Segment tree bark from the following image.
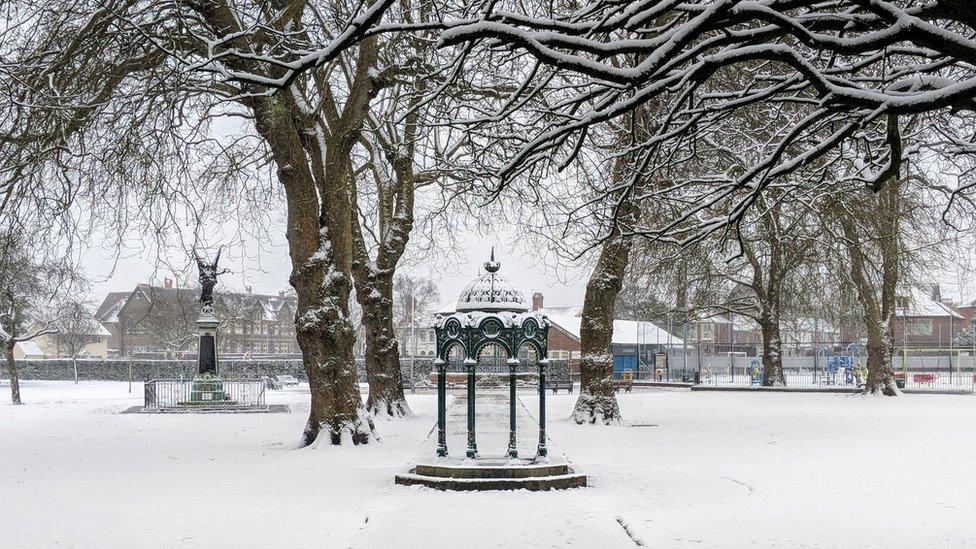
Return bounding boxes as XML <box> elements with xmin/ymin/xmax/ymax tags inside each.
<box><xmin>840</xmin><ymin>196</ymin><xmax>899</xmax><ymax>396</ymax></box>
<box><xmin>6</xmin><ymin>342</ymin><xmax>21</xmax><ymax>405</ymax></box>
<box><xmin>250</xmin><ymin>89</ymin><xmax>374</xmax><ymax>446</ymax></box>
<box><xmin>572</xmin><ymin>234</ymin><xmax>631</xmax><ymax>424</ymax></box>
<box><xmin>185</xmin><ymin>0</ymin><xmax>384</xmax><ymax>445</ymax></box>
<box><xmin>758</xmin><ymin>313</ymin><xmax>786</xmax><ymax>386</ymax></box>
<box><xmin>355</xmin><ymin>274</ymin><xmax>409</xmax><ymax>417</ymax></box>
<box><xmin>350</xmin><ymin>148</ymin><xmax>415</xmax><ymax>419</ymax></box>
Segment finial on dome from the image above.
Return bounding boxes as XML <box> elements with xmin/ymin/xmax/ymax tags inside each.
<box><xmin>484</xmin><ymin>247</ymin><xmax>501</xmax><ymax>273</ymax></box>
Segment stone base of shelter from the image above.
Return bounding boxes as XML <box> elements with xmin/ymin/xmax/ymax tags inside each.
<box><xmin>396</xmin><ymin>454</ymin><xmax>586</xmax><ymax>491</ymax></box>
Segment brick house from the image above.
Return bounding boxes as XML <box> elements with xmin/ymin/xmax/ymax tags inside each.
<box><xmin>891</xmin><ymin>288</ymin><xmax>966</xmax><ymax>350</ymax></box>
<box><xmin>95</xmin><ymin>279</ymin><xmax>299</xmax><ymax>357</ymax></box>
<box><xmin>530</xmin><ymin>293</ymin><xmax>684</xmax><ymax>377</ymax></box>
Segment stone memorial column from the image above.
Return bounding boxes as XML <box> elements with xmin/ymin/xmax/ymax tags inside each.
<box><xmin>189</xmin><ymin>307</ymin><xmax>226</xmax><ymax>403</ymax></box>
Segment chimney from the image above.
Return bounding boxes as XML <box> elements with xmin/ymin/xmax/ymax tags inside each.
<box><xmin>931</xmin><ymin>284</ymin><xmax>941</xmax><ymax>302</ymax></box>
<box><xmin>532</xmin><ymin>292</ymin><xmax>544</xmax><ymax>311</ymax></box>
<box><xmin>163</xmin><ymin>277</ymin><xmax>173</xmax><ymax>289</ymax></box>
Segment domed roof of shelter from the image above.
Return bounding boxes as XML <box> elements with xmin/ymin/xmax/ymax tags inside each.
<box><xmin>455</xmin><ymin>250</ymin><xmax>528</xmax><ymax>313</ymax></box>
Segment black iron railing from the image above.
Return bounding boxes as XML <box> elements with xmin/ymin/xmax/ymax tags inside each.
<box><xmin>144</xmin><ymin>379</ymin><xmax>267</xmax><ymax>410</ymax></box>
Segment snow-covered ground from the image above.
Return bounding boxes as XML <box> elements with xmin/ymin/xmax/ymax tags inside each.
<box><xmin>2</xmin><ymin>381</ymin><xmax>975</xmax><ymax>548</ymax></box>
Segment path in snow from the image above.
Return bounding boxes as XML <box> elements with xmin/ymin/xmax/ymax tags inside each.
<box><xmin>352</xmin><ymin>389</ymin><xmax>635</xmax><ymax>548</ymax></box>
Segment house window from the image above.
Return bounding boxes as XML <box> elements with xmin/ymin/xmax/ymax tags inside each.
<box><xmin>904</xmin><ymin>319</ymin><xmax>933</xmax><ymax>336</ymax></box>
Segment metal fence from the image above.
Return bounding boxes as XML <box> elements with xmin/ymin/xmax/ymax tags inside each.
<box><xmin>393</xmin><ymin>358</ymin><xmax>573</xmax><ymax>385</ymax></box>
<box><xmin>144</xmin><ymin>379</ymin><xmax>267</xmax><ymax>410</ymax></box>
<box><xmin>633</xmin><ymin>353</ymin><xmax>976</xmax><ymax>391</ymax></box>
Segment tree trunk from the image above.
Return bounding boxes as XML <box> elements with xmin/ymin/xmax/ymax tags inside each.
<box><xmin>251</xmin><ymin>92</ymin><xmax>373</xmax><ymax>446</ymax></box>
<box><xmin>6</xmin><ymin>342</ymin><xmax>21</xmax><ymax>405</ymax></box>
<box><xmin>72</xmin><ymin>356</ymin><xmax>79</xmax><ymax>384</ymax></box>
<box><xmin>572</xmin><ymin>234</ymin><xmax>631</xmax><ymax>424</ymax></box>
<box><xmin>759</xmin><ymin>314</ymin><xmax>786</xmax><ymax>386</ymax></box>
<box><xmin>356</xmin><ymin>275</ymin><xmax>409</xmax><ymax>417</ymax></box>
<box><xmin>840</xmin><ymin>213</ymin><xmax>898</xmax><ymax>396</ymax></box>
<box><xmin>863</xmin><ymin>317</ymin><xmax>896</xmax><ymax>395</ymax></box>
<box><xmin>349</xmin><ymin>144</ymin><xmax>416</xmax><ymax>419</ymax></box>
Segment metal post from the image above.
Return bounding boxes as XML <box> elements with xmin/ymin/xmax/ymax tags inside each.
<box><xmin>507</xmin><ymin>358</ymin><xmax>519</xmax><ymax>459</ymax></box>
<box><xmin>813</xmin><ymin>318</ymin><xmax>819</xmax><ymax>384</ymax></box>
<box><xmin>683</xmin><ymin>318</ymin><xmax>688</xmax><ymax>376</ymax></box>
<box><xmin>410</xmin><ymin>289</ymin><xmax>416</xmax><ymax>385</ymax></box>
<box><xmin>465</xmin><ymin>358</ymin><xmax>477</xmax><ymax>458</ymax></box>
<box><xmin>435</xmin><ymin>359</ymin><xmax>447</xmax><ymax>457</ymax></box>
<box><xmin>696</xmin><ymin>320</ymin><xmax>702</xmax><ymax>382</ymax></box>
<box><xmin>948</xmin><ymin>314</ymin><xmax>953</xmax><ymax>385</ymax></box>
<box><xmin>537</xmin><ymin>359</ymin><xmax>548</xmax><ymax>458</ymax></box>
<box><xmin>729</xmin><ymin>313</ymin><xmax>735</xmax><ymax>382</ymax></box>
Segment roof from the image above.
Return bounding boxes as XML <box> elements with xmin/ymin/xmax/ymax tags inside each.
<box><xmin>546</xmin><ymin>315</ymin><xmax>684</xmax><ymax>346</ymax></box>
<box><xmin>537</xmin><ymin>305</ymin><xmax>582</xmax><ymax>317</ymax></box>
<box><xmin>96</xmin><ymin>284</ymin><xmax>297</xmax><ymax>324</ymax></box>
<box><xmin>15</xmin><ymin>341</ymin><xmax>44</xmax><ymax>358</ymax></box>
<box><xmin>94</xmin><ymin>292</ymin><xmax>131</xmax><ymax>323</ymax></box>
<box><xmin>900</xmin><ymin>289</ymin><xmax>964</xmax><ymax>319</ymax></box>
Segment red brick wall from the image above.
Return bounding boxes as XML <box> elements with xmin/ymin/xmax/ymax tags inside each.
<box><xmin>548</xmin><ymin>325</ymin><xmax>580</xmax><ymax>353</ymax></box>
<box><xmin>892</xmin><ymin>316</ymin><xmax>965</xmax><ymax>349</ymax></box>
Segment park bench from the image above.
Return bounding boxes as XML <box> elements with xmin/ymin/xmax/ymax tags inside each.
<box><xmin>275</xmin><ymin>374</ymin><xmax>299</xmax><ymax>387</ymax></box>
<box><xmin>261</xmin><ymin>376</ymin><xmax>282</xmax><ymax>390</ymax></box>
<box><xmin>612</xmin><ymin>379</ymin><xmax>633</xmax><ymax>393</ymax></box>
<box><xmin>912</xmin><ymin>373</ymin><xmax>937</xmax><ymax>385</ymax></box>
<box><xmin>546</xmin><ymin>379</ymin><xmax>574</xmax><ymax>394</ymax></box>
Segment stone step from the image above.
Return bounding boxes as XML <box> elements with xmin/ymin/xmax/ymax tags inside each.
<box><xmin>415</xmin><ymin>461</ymin><xmax>569</xmax><ymax>479</ymax></box>
<box><xmin>394</xmin><ymin>470</ymin><xmax>587</xmax><ymax>491</ymax></box>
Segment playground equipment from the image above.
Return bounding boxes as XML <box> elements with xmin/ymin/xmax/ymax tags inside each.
<box><xmin>749</xmin><ymin>360</ymin><xmax>764</xmax><ymax>386</ymax></box>
<box><xmin>699</xmin><ymin>365</ymin><xmax>712</xmax><ymax>385</ymax></box>
<box><xmin>822</xmin><ymin>356</ymin><xmax>851</xmax><ymax>385</ymax></box>
<box><xmin>819</xmin><ymin>343</ymin><xmax>867</xmax><ymax>386</ymax></box>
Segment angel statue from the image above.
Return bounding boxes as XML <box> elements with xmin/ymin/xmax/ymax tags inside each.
<box><xmin>193</xmin><ymin>248</ymin><xmax>230</xmax><ymax>307</ymax></box>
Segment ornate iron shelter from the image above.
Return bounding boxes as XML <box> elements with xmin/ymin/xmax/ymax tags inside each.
<box><xmin>432</xmin><ymin>251</ymin><xmax>550</xmax><ymax>459</ymax></box>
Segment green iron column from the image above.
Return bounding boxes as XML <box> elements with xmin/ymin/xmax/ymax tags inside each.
<box><xmin>435</xmin><ymin>358</ymin><xmax>447</xmax><ymax>457</ymax></box>
<box><xmin>465</xmin><ymin>358</ymin><xmax>478</xmax><ymax>458</ymax></box>
<box><xmin>507</xmin><ymin>357</ymin><xmax>519</xmax><ymax>459</ymax></box>
<box><xmin>537</xmin><ymin>358</ymin><xmax>548</xmax><ymax>458</ymax></box>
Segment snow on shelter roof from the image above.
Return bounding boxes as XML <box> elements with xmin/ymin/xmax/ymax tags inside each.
<box><xmin>547</xmin><ymin>315</ymin><xmax>683</xmax><ymax>346</ymax></box>
<box><xmin>455</xmin><ymin>250</ymin><xmax>528</xmax><ymax>313</ymax></box>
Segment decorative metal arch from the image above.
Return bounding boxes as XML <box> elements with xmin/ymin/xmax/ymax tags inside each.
<box><xmin>435</xmin><ymin>313</ymin><xmax>548</xmax><ymax>363</ymax></box>
<box><xmin>432</xmin><ymin>311</ymin><xmax>550</xmax><ymax>459</ymax></box>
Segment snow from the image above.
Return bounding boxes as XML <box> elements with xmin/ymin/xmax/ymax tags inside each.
<box><xmin>901</xmin><ymin>288</ymin><xmax>964</xmax><ymax>318</ymax></box>
<box><xmin>3</xmin><ymin>382</ymin><xmax>976</xmax><ymax>547</ymax></box>
<box><xmin>548</xmin><ymin>314</ymin><xmax>683</xmax><ymax>346</ymax></box>
<box><xmin>14</xmin><ymin>340</ymin><xmax>44</xmax><ymax>358</ymax></box>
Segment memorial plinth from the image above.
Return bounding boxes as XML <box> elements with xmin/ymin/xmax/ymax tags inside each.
<box><xmin>178</xmin><ymin>306</ymin><xmax>237</xmax><ymax>407</ymax></box>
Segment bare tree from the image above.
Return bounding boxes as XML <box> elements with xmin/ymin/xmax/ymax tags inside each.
<box><xmin>0</xmin><ymin>232</ymin><xmax>72</xmax><ymax>404</ymax></box>
<box><xmin>51</xmin><ymin>299</ymin><xmax>102</xmax><ymax>384</ymax></box>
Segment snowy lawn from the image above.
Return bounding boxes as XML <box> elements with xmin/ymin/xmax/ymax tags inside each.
<box><xmin>2</xmin><ymin>381</ymin><xmax>975</xmax><ymax>548</ymax></box>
